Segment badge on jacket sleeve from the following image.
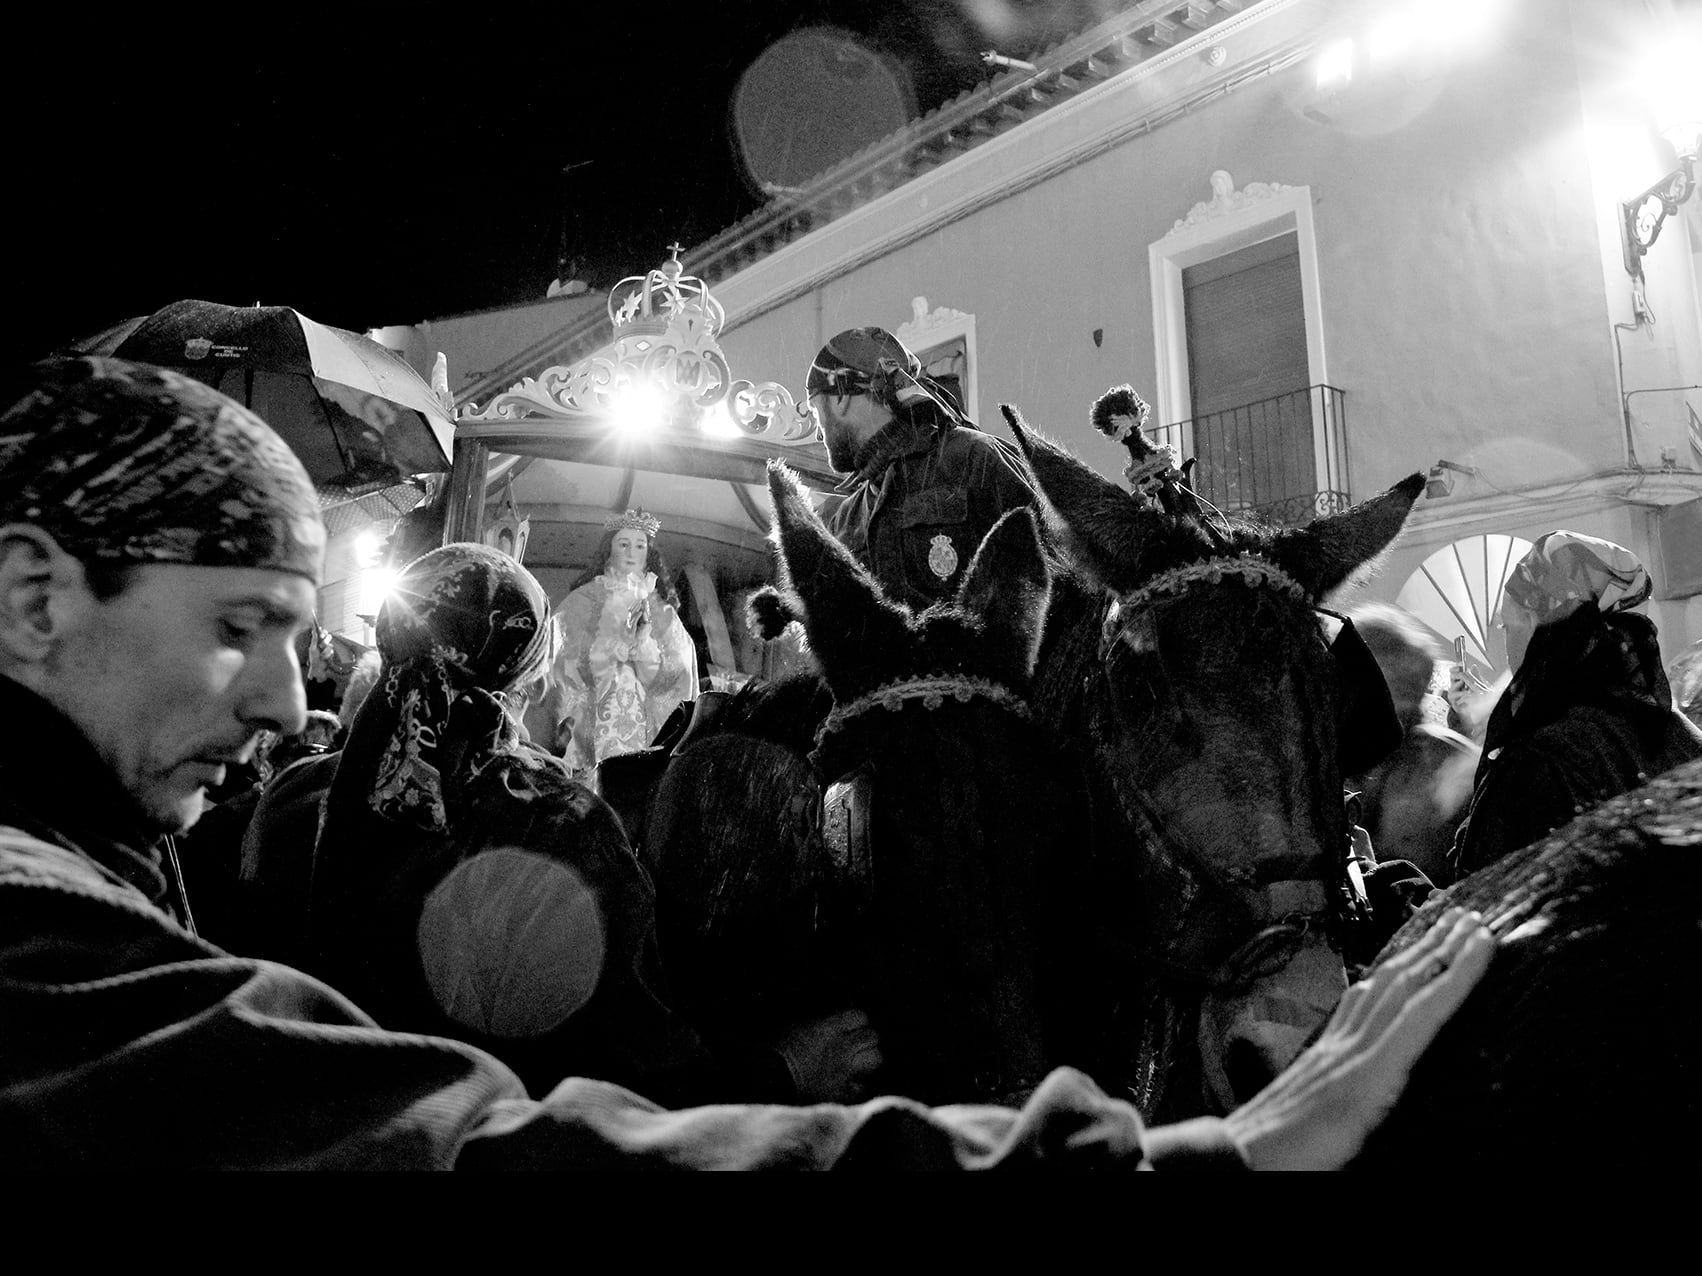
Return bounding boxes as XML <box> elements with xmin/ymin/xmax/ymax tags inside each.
<box><xmin>928</xmin><ymin>534</ymin><xmax>959</xmax><ymax>580</ymax></box>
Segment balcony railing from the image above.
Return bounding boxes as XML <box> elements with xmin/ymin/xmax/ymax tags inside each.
<box><xmin>1148</xmin><ymin>383</ymin><xmax>1348</xmax><ymax>527</ymax></box>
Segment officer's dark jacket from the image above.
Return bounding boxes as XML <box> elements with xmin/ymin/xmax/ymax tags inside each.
<box><xmin>824</xmin><ymin>414</ymin><xmax>1038</xmax><ymax>612</ymax></box>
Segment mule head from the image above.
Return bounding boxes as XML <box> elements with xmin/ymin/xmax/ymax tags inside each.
<box><xmin>765</xmin><ymin>460</ymin><xmax>1050</xmax><ymax>703</ymax></box>
<box><xmin>1002</xmin><ymin>403</ymin><xmax>1424</xmax><ymax>1111</ymax></box>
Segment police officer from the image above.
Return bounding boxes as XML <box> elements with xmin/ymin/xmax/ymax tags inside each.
<box><xmin>805</xmin><ymin>327</ymin><xmax>1038</xmax><ymax>611</ymax></box>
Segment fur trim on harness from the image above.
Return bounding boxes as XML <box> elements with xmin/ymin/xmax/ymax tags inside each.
<box><xmin>814</xmin><ymin>673</ymin><xmax>1031</xmax><ymax>752</ymax></box>
<box><xmin>1114</xmin><ymin>554</ymin><xmax>1309</xmax><ymax>615</ymax></box>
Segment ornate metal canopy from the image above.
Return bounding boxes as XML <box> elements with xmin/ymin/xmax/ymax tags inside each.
<box><xmin>459</xmin><ymin>245</ymin><xmax>818</xmax><ymax>447</ymax></box>
<box><xmin>444</xmin><ymin>246</ymin><xmax>838</xmax><ymax>549</ymax></box>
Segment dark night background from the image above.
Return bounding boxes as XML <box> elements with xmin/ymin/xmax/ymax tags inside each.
<box><xmin>7</xmin><ymin>1</ymin><xmax>1117</xmax><ymax>361</ymax></box>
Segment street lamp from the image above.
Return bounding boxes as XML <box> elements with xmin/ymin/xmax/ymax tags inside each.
<box><xmin>1620</xmin><ymin>39</ymin><xmax>1702</xmax><ymax>279</ymax></box>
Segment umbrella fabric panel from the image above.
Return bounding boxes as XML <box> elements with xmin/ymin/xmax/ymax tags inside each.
<box><xmin>114</xmin><ymin>299</ymin><xmax>317</xmax><ymax>373</ymax></box>
<box><xmin>311</xmin><ymin>376</ymin><xmax>453</xmax><ymax>478</ymax></box>
<box><xmin>75</xmin><ymin>299</ymin><xmax>451</xmax><ymax>488</ymax></box>
<box><xmin>298</xmin><ymin>319</ymin><xmax>450</xmax><ymax>421</ymax></box>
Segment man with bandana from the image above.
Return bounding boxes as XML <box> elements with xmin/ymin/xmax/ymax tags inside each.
<box><xmin>806</xmin><ymin>328</ymin><xmax>1038</xmax><ymax>612</ymax></box>
<box><xmin>1449</xmin><ymin>531</ymin><xmax>1702</xmax><ymax>878</ymax></box>
<box><xmin>0</xmin><ymin>356</ymin><xmax>327</xmax><ymax>928</ymax></box>
<box><xmin>0</xmin><ymin>357</ymin><xmax>1493</xmax><ymax>1168</ymax></box>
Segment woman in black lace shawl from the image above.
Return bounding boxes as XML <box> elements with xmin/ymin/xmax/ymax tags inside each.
<box><xmin>1449</xmin><ymin>531</ymin><xmax>1702</xmax><ymax>877</ymax></box>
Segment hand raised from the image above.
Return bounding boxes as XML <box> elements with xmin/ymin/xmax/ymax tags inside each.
<box><xmin>1222</xmin><ymin>907</ymin><xmax>1494</xmax><ymax>1170</ymax></box>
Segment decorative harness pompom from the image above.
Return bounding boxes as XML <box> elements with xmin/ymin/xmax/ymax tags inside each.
<box><xmin>1089</xmin><ymin>383</ymin><xmax>1184</xmax><ymax>505</ymax></box>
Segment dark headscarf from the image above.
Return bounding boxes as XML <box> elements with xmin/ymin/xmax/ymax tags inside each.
<box><xmin>332</xmin><ymin>543</ymin><xmax>554</xmax><ymax>833</ymax></box>
<box><xmin>1479</xmin><ymin>603</ymin><xmax>1675</xmax><ymax>772</ymax></box>
<box><xmin>805</xmin><ymin>326</ymin><xmax>967</xmax><ymax>426</ymax></box>
<box><xmin>310</xmin><ymin>544</ymin><xmax>624</xmax><ymax>1045</ymax></box>
<box><xmin>0</xmin><ymin>356</ymin><xmax>324</xmax><ymax>579</ymax></box>
<box><xmin>1483</xmin><ymin>533</ymin><xmax>1663</xmax><ymax>768</ymax></box>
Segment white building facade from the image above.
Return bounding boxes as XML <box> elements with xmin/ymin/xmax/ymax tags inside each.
<box><xmin>382</xmin><ymin>0</ymin><xmax>1702</xmax><ymax>672</ymax></box>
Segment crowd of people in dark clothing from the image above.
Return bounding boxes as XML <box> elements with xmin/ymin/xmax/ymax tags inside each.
<box><xmin>2</xmin><ymin>337</ymin><xmax>1697</xmax><ymax>1169</ymax></box>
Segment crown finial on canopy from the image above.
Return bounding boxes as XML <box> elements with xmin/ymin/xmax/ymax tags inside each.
<box><xmin>608</xmin><ymin>245</ymin><xmax>723</xmax><ymax>339</ymax></box>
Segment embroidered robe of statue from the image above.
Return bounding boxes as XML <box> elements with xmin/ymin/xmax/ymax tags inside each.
<box><xmin>546</xmin><ymin>571</ymin><xmax>697</xmax><ymax>772</ymax></box>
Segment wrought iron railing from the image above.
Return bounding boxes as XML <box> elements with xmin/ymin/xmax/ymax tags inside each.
<box><xmin>1148</xmin><ymin>383</ymin><xmax>1348</xmax><ymax>527</ymax></box>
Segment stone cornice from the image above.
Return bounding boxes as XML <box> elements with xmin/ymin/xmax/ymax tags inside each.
<box><xmin>1404</xmin><ymin>470</ymin><xmax>1702</xmax><ymax>538</ymax></box>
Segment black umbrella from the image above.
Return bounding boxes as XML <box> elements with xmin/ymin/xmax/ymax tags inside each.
<box><xmin>76</xmin><ymin>299</ymin><xmax>453</xmax><ymax>493</ymax></box>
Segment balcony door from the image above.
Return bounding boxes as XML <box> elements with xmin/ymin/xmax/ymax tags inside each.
<box><xmin>1150</xmin><ymin>175</ymin><xmax>1340</xmax><ymax>523</ymax></box>
<box><xmin>1183</xmin><ymin>232</ymin><xmax>1313</xmax><ymax>514</ymax></box>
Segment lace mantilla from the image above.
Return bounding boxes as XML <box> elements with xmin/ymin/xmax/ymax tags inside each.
<box><xmin>815</xmin><ymin>673</ymin><xmax>1031</xmax><ymax>749</ymax></box>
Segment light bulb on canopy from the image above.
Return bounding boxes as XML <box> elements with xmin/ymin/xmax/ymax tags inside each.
<box><xmin>611</xmin><ymin>381</ymin><xmax>667</xmax><ymax>436</ymax></box>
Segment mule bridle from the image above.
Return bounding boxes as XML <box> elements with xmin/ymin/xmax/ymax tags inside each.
<box><xmin>1099</xmin><ymin>554</ymin><xmax>1309</xmax><ymax>659</ymax></box>
<box><xmin>1085</xmin><ymin>552</ymin><xmax>1369</xmax><ymax>988</ymax></box>
<box><xmin>812</xmin><ymin>672</ymin><xmax>1032</xmax><ymax>753</ymax></box>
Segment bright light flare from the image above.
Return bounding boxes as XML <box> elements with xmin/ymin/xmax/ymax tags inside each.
<box><xmin>1426</xmin><ymin>0</ymin><xmax>1499</xmax><ymax>39</ymax></box>
<box><xmin>611</xmin><ymin>383</ymin><xmax>666</xmax><ymax>436</ymax></box>
<box><xmin>1368</xmin><ymin>15</ymin><xmax>1418</xmax><ymax>65</ymax></box>
<box><xmin>1357</xmin><ymin>0</ymin><xmax>1507</xmax><ymax>73</ymax></box>
<box><xmin>359</xmin><ymin>565</ymin><xmax>400</xmax><ymax>617</ymax></box>
<box><xmin>1639</xmin><ymin>40</ymin><xmax>1702</xmax><ymax>154</ymax></box>
<box><xmin>700</xmin><ymin>401</ymin><xmax>742</xmax><ymax>438</ymax></box>
<box><xmin>353</xmin><ymin>528</ymin><xmax>386</xmax><ymax>570</ymax></box>
<box><xmin>1316</xmin><ymin>39</ymin><xmax>1354</xmax><ymax>90</ymax></box>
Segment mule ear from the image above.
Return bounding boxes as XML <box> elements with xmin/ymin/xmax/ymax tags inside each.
<box><xmin>955</xmin><ymin>506</ymin><xmax>1051</xmax><ymax>677</ymax></box>
<box><xmin>766</xmin><ymin>461</ymin><xmax>914</xmax><ymax>692</ymax></box>
<box><xmin>1268</xmin><ymin>473</ymin><xmax>1425</xmax><ymax>599</ymax></box>
<box><xmin>1000</xmin><ymin>403</ymin><xmax>1152</xmax><ymax>592</ymax></box>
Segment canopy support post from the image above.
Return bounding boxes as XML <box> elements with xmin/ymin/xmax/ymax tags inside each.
<box><xmin>445</xmin><ymin>438</ymin><xmax>489</xmax><ymax>545</ymax></box>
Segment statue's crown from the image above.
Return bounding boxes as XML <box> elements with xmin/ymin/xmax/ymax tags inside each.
<box><xmin>604</xmin><ymin>507</ymin><xmax>662</xmax><ymax>536</ymax></box>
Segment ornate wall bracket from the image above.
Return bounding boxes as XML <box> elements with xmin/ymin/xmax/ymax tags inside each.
<box><xmin>1620</xmin><ymin>154</ymin><xmax>1697</xmax><ymax>278</ymax></box>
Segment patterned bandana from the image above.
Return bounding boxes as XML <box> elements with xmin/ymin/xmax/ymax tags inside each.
<box><xmin>805</xmin><ymin>327</ymin><xmax>922</xmax><ymax>399</ymax></box>
<box><xmin>363</xmin><ymin>543</ymin><xmax>554</xmax><ymax>830</ymax></box>
<box><xmin>1503</xmin><ymin>530</ymin><xmax>1651</xmax><ymax>624</ymax></box>
<box><xmin>0</xmin><ymin>356</ymin><xmax>325</xmax><ymax>580</ymax></box>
